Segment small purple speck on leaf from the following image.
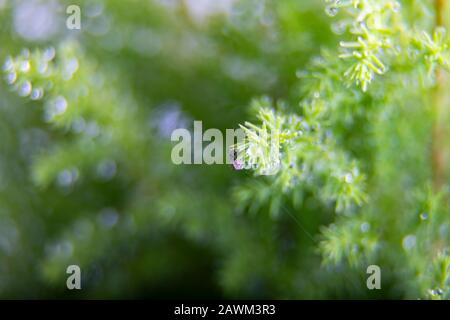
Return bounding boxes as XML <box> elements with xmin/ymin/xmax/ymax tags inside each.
<box><xmin>229</xmin><ymin>149</ymin><xmax>244</xmax><ymax>170</ymax></box>
<box><xmin>233</xmin><ymin>159</ymin><xmax>244</xmax><ymax>170</ymax></box>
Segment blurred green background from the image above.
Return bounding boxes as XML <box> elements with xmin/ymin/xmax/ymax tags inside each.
<box><xmin>1</xmin><ymin>0</ymin><xmax>446</xmax><ymax>299</ymax></box>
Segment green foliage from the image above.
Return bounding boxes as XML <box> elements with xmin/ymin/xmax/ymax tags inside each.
<box><xmin>235</xmin><ymin>0</ymin><xmax>450</xmax><ymax>299</ymax></box>
<box><xmin>235</xmin><ymin>97</ymin><xmax>368</xmax><ymax>215</ymax></box>
<box><xmin>0</xmin><ymin>0</ymin><xmax>449</xmax><ymax>299</ymax></box>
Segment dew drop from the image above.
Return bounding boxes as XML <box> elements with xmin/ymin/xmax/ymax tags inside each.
<box><xmin>420</xmin><ymin>212</ymin><xmax>428</xmax><ymax>221</ymax></box>
<box><xmin>37</xmin><ymin>61</ymin><xmax>48</xmax><ymax>74</ymax></box>
<box><xmin>6</xmin><ymin>72</ymin><xmax>17</xmax><ymax>84</ymax></box>
<box><xmin>19</xmin><ymin>80</ymin><xmax>32</xmax><ymax>96</ymax></box>
<box><xmin>3</xmin><ymin>57</ymin><xmax>14</xmax><ymax>72</ymax></box>
<box><xmin>63</xmin><ymin>58</ymin><xmax>79</xmax><ymax>80</ymax></box>
<box><xmin>360</xmin><ymin>222</ymin><xmax>370</xmax><ymax>233</ymax></box>
<box><xmin>402</xmin><ymin>235</ymin><xmax>416</xmax><ymax>251</ymax></box>
<box><xmin>72</xmin><ymin>117</ymin><xmax>86</xmax><ymax>133</ymax></box>
<box><xmin>331</xmin><ymin>21</ymin><xmax>346</xmax><ymax>35</ymax></box>
<box><xmin>43</xmin><ymin>47</ymin><xmax>56</xmax><ymax>61</ymax></box>
<box><xmin>30</xmin><ymin>88</ymin><xmax>43</xmax><ymax>100</ymax></box>
<box><xmin>85</xmin><ymin>121</ymin><xmax>100</xmax><ymax>137</ymax></box>
<box><xmin>391</xmin><ymin>1</ymin><xmax>401</xmax><ymax>12</ymax></box>
<box><xmin>301</xmin><ymin>121</ymin><xmax>310</xmax><ymax>131</ymax></box>
<box><xmin>344</xmin><ymin>173</ymin><xmax>354</xmax><ymax>183</ymax></box>
<box><xmin>296</xmin><ymin>70</ymin><xmax>308</xmax><ymax>78</ymax></box>
<box><xmin>98</xmin><ymin>208</ymin><xmax>119</xmax><ymax>229</ymax></box>
<box><xmin>19</xmin><ymin>60</ymin><xmax>30</xmax><ymax>72</ymax></box>
<box><xmin>54</xmin><ymin>96</ymin><xmax>67</xmax><ymax>114</ymax></box>
<box><xmin>97</xmin><ymin>159</ymin><xmax>117</xmax><ymax>181</ymax></box>
<box><xmin>326</xmin><ymin>6</ymin><xmax>339</xmax><ymax>17</ymax></box>
<box><xmin>57</xmin><ymin>168</ymin><xmax>78</xmax><ymax>187</ymax></box>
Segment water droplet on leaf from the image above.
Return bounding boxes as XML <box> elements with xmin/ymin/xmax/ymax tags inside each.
<box><xmin>19</xmin><ymin>80</ymin><xmax>32</xmax><ymax>96</ymax></box>
<box><xmin>30</xmin><ymin>88</ymin><xmax>43</xmax><ymax>100</ymax></box>
<box><xmin>43</xmin><ymin>47</ymin><xmax>56</xmax><ymax>61</ymax></box>
<box><xmin>402</xmin><ymin>235</ymin><xmax>416</xmax><ymax>250</ymax></box>
<box><xmin>332</xmin><ymin>22</ymin><xmax>346</xmax><ymax>35</ymax></box>
<box><xmin>420</xmin><ymin>213</ymin><xmax>428</xmax><ymax>221</ymax></box>
<box><xmin>344</xmin><ymin>173</ymin><xmax>354</xmax><ymax>183</ymax></box>
<box><xmin>97</xmin><ymin>159</ymin><xmax>117</xmax><ymax>180</ymax></box>
<box><xmin>326</xmin><ymin>6</ymin><xmax>339</xmax><ymax>17</ymax></box>
<box><xmin>6</xmin><ymin>72</ymin><xmax>17</xmax><ymax>84</ymax></box>
<box><xmin>360</xmin><ymin>222</ymin><xmax>370</xmax><ymax>233</ymax></box>
<box><xmin>19</xmin><ymin>60</ymin><xmax>30</xmax><ymax>72</ymax></box>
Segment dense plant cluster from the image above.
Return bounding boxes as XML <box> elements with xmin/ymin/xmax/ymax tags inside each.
<box><xmin>0</xmin><ymin>0</ymin><xmax>448</xmax><ymax>299</ymax></box>
<box><xmin>236</xmin><ymin>0</ymin><xmax>450</xmax><ymax>299</ymax></box>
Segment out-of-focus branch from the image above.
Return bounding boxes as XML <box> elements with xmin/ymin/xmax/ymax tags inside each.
<box><xmin>432</xmin><ymin>0</ymin><xmax>447</xmax><ymax>190</ymax></box>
